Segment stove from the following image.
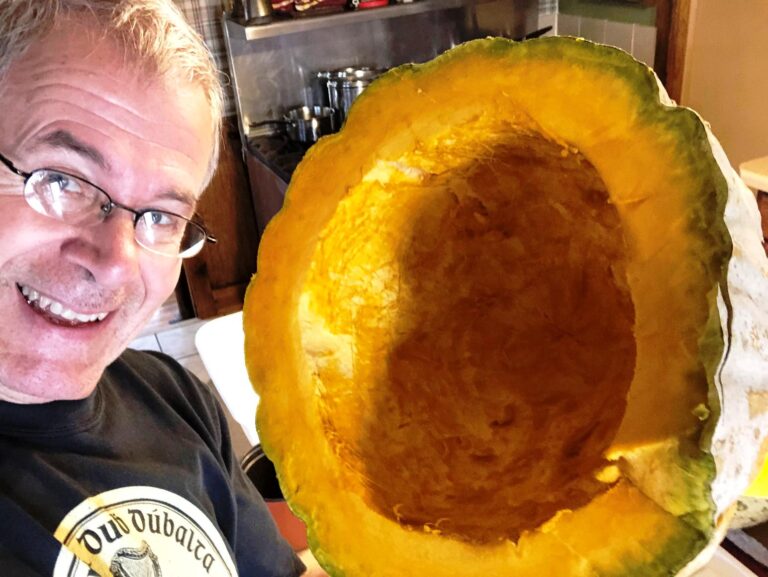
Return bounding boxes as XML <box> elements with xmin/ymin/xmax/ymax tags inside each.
<box><xmin>245</xmin><ymin>133</ymin><xmax>311</xmax><ymax>236</ymax></box>
<box><xmin>248</xmin><ymin>133</ymin><xmax>311</xmax><ymax>183</ymax></box>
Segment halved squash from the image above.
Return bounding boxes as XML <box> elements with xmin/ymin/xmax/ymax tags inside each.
<box><xmin>243</xmin><ymin>37</ymin><xmax>768</xmax><ymax>576</ymax></box>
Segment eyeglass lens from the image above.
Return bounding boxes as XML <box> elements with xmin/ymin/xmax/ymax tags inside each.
<box><xmin>24</xmin><ymin>169</ymin><xmax>207</xmax><ymax>257</ymax></box>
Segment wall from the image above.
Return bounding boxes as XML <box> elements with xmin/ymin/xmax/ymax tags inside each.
<box><xmin>554</xmin><ymin>1</ymin><xmax>657</xmax><ymax>67</ymax></box>
<box><xmin>680</xmin><ymin>0</ymin><xmax>768</xmax><ymax>170</ymax></box>
<box><xmin>559</xmin><ymin>0</ymin><xmax>654</xmax><ymax>25</ymax></box>
<box><xmin>538</xmin><ymin>0</ymin><xmax>557</xmax><ymax>31</ymax></box>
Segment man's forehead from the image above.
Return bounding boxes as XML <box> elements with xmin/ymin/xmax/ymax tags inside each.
<box><xmin>0</xmin><ymin>15</ymin><xmax>216</xmax><ymax>197</ymax></box>
<box><xmin>4</xmin><ymin>15</ymin><xmax>208</xmax><ymax>111</ymax></box>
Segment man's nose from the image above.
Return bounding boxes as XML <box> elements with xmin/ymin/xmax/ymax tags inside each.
<box><xmin>63</xmin><ymin>213</ymin><xmax>140</xmax><ymax>286</ymax></box>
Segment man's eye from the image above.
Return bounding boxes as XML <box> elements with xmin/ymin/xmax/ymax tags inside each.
<box><xmin>140</xmin><ymin>211</ymin><xmax>188</xmax><ymax>238</ymax></box>
<box><xmin>146</xmin><ymin>210</ymin><xmax>176</xmax><ymax>227</ymax></box>
<box><xmin>42</xmin><ymin>171</ymin><xmax>83</xmax><ymax>195</ymax></box>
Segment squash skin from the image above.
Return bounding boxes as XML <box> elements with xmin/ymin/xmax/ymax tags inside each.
<box><xmin>243</xmin><ymin>37</ymin><xmax>768</xmax><ymax>576</ymax></box>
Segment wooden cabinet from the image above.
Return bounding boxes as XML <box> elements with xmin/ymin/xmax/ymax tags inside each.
<box><xmin>652</xmin><ymin>0</ymin><xmax>691</xmax><ymax>102</ymax></box>
<box><xmin>178</xmin><ymin>117</ymin><xmax>260</xmax><ymax>319</ymax></box>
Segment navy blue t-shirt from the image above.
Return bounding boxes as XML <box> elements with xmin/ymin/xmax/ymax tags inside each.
<box><xmin>0</xmin><ymin>348</ymin><xmax>304</xmax><ymax>577</ymax></box>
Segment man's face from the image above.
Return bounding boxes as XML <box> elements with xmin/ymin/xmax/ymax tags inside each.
<box><xmin>0</xmin><ymin>20</ymin><xmax>215</xmax><ymax>402</ymax></box>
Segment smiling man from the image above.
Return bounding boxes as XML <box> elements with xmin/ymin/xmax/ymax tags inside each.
<box><xmin>0</xmin><ymin>11</ymin><xmax>215</xmax><ymax>404</ymax></box>
<box><xmin>0</xmin><ymin>2</ymin><xmax>319</xmax><ymax>576</ymax></box>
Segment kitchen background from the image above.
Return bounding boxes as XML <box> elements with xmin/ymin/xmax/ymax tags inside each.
<box><xmin>128</xmin><ymin>2</ymin><xmax>768</xmax><ymax>570</ymax></box>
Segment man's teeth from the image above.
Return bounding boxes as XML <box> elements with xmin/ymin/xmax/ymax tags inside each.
<box><xmin>19</xmin><ymin>285</ymin><xmax>108</xmax><ymax>323</ymax></box>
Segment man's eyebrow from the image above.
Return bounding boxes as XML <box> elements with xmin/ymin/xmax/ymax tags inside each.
<box><xmin>36</xmin><ymin>129</ymin><xmax>109</xmax><ymax>170</ymax></box>
<box><xmin>156</xmin><ymin>189</ymin><xmax>197</xmax><ymax>210</ymax></box>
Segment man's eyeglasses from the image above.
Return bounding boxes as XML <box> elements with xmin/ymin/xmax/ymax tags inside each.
<box><xmin>0</xmin><ymin>151</ymin><xmax>216</xmax><ymax>258</ymax></box>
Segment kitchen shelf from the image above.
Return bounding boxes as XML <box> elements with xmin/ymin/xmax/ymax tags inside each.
<box><xmin>225</xmin><ymin>0</ymin><xmax>466</xmax><ymax>40</ymax></box>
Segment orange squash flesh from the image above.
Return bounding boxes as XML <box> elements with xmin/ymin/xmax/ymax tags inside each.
<box><xmin>301</xmin><ymin>130</ymin><xmax>636</xmax><ymax>543</ymax></box>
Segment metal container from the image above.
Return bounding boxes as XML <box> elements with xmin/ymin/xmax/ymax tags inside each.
<box><xmin>325</xmin><ymin>67</ymin><xmax>385</xmax><ymax>123</ymax></box>
<box><xmin>284</xmin><ymin>105</ymin><xmax>337</xmax><ymax>142</ymax></box>
<box><xmin>250</xmin><ymin>105</ymin><xmax>338</xmax><ymax>143</ymax></box>
<box><xmin>313</xmin><ymin>70</ymin><xmax>335</xmax><ymax>108</ymax></box>
<box><xmin>243</xmin><ymin>0</ymin><xmax>273</xmax><ymax>25</ymax></box>
<box><xmin>314</xmin><ymin>67</ymin><xmax>360</xmax><ymax>110</ymax></box>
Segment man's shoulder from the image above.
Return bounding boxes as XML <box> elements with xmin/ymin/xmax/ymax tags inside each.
<box><xmin>105</xmin><ymin>348</ymin><xmax>220</xmax><ymax>422</ymax></box>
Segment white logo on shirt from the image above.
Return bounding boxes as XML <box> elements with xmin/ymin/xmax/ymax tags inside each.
<box><xmin>52</xmin><ymin>486</ymin><xmax>239</xmax><ymax>577</ymax></box>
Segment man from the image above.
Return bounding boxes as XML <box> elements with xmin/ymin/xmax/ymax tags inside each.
<box><xmin>0</xmin><ymin>1</ymin><xmax>325</xmax><ymax>575</ymax></box>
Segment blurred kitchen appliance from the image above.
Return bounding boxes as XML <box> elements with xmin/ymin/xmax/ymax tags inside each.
<box><xmin>312</xmin><ymin>70</ymin><xmax>335</xmax><ymax>108</ymax></box>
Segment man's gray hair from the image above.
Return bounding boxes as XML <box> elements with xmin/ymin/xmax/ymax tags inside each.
<box><xmin>0</xmin><ymin>0</ymin><xmax>224</xmax><ymax>188</ymax></box>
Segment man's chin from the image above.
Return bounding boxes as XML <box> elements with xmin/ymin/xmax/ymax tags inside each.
<box><xmin>0</xmin><ymin>365</ymin><xmax>102</xmax><ymax>404</ymax></box>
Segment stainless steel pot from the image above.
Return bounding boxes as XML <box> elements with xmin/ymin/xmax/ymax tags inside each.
<box><xmin>312</xmin><ymin>70</ymin><xmax>336</xmax><ymax>108</ymax></box>
<box><xmin>251</xmin><ymin>105</ymin><xmax>338</xmax><ymax>143</ymax></box>
<box><xmin>325</xmin><ymin>67</ymin><xmax>385</xmax><ymax>123</ymax></box>
<box><xmin>284</xmin><ymin>105</ymin><xmax>337</xmax><ymax>143</ymax></box>
<box><xmin>314</xmin><ymin>67</ymin><xmax>362</xmax><ymax>109</ymax></box>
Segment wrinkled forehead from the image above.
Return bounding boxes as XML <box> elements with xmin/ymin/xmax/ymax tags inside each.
<box><xmin>0</xmin><ymin>10</ymin><xmax>215</xmax><ymax>123</ymax></box>
<box><xmin>0</xmin><ymin>16</ymin><xmax>216</xmax><ymax>195</ymax></box>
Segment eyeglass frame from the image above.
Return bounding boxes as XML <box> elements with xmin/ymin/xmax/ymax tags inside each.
<box><xmin>0</xmin><ymin>150</ymin><xmax>217</xmax><ymax>259</ymax></box>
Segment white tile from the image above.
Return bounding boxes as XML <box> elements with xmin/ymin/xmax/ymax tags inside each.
<box><xmin>136</xmin><ymin>297</ymin><xmax>181</xmax><ymax>338</ymax></box>
<box><xmin>604</xmin><ymin>20</ymin><xmax>634</xmax><ymax>53</ymax></box>
<box><xmin>537</xmin><ymin>12</ymin><xmax>557</xmax><ymax>36</ymax></box>
<box><xmin>155</xmin><ymin>318</ymin><xmax>206</xmax><ymax>359</ymax></box>
<box><xmin>557</xmin><ymin>14</ymin><xmax>580</xmax><ymax>38</ymax></box>
<box><xmin>538</xmin><ymin>0</ymin><xmax>557</xmax><ymax>15</ymax></box>
<box><xmin>129</xmin><ymin>334</ymin><xmax>162</xmax><ymax>352</ymax></box>
<box><xmin>579</xmin><ymin>17</ymin><xmax>606</xmax><ymax>44</ymax></box>
<box><xmin>632</xmin><ymin>24</ymin><xmax>657</xmax><ymax>68</ymax></box>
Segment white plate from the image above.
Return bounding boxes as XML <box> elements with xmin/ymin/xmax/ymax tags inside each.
<box><xmin>697</xmin><ymin>547</ymin><xmax>757</xmax><ymax>576</ymax></box>
<box><xmin>195</xmin><ymin>311</ymin><xmax>260</xmax><ymax>446</ymax></box>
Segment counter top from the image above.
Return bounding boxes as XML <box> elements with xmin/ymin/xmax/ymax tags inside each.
<box><xmin>701</xmin><ymin>546</ymin><xmax>758</xmax><ymax>576</ymax></box>
<box><xmin>247</xmin><ymin>134</ymin><xmax>309</xmax><ymax>184</ymax></box>
<box><xmin>740</xmin><ymin>156</ymin><xmax>768</xmax><ymax>191</ymax></box>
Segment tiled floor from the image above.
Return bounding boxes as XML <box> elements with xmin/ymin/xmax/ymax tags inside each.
<box><xmin>129</xmin><ymin>297</ymin><xmax>253</xmax><ymax>459</ymax></box>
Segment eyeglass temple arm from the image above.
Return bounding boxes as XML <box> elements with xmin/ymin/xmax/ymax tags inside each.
<box><xmin>0</xmin><ymin>153</ymin><xmax>28</xmax><ymax>178</ymax></box>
